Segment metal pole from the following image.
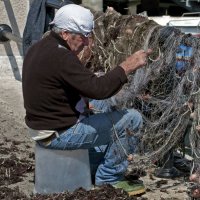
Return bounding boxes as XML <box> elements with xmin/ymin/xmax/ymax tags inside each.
<box><xmin>0</xmin><ymin>24</ymin><xmax>22</xmax><ymax>44</ymax></box>
<box><xmin>1</xmin><ymin>31</ymin><xmax>22</xmax><ymax>44</ymax></box>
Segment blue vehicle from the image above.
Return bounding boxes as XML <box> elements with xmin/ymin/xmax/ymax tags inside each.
<box><xmin>176</xmin><ymin>44</ymin><xmax>193</xmax><ymax>73</ymax></box>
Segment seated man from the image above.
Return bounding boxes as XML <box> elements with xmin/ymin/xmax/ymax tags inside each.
<box><xmin>22</xmin><ymin>4</ymin><xmax>151</xmax><ymax>190</ymax></box>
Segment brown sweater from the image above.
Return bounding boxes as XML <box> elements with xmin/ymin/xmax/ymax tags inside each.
<box><xmin>22</xmin><ymin>31</ymin><xmax>127</xmax><ymax>131</ymax></box>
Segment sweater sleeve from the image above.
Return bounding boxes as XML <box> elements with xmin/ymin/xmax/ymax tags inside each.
<box><xmin>59</xmin><ymin>52</ymin><xmax>127</xmax><ymax>99</ymax></box>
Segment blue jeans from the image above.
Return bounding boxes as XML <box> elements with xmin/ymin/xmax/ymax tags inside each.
<box><xmin>38</xmin><ymin>99</ymin><xmax>143</xmax><ymax>185</ymax></box>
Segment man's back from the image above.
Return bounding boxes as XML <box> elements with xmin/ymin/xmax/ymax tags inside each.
<box><xmin>22</xmin><ymin>32</ymin><xmax>81</xmax><ymax>131</ymax></box>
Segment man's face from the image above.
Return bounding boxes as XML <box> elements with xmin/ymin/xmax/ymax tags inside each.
<box><xmin>78</xmin><ymin>35</ymin><xmax>94</xmax><ymax>65</ymax></box>
<box><xmin>66</xmin><ymin>33</ymin><xmax>89</xmax><ymax>55</ymax></box>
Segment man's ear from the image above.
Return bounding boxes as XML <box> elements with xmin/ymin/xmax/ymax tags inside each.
<box><xmin>61</xmin><ymin>31</ymin><xmax>70</xmax><ymax>41</ymax></box>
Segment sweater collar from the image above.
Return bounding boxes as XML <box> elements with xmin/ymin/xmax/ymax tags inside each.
<box><xmin>50</xmin><ymin>31</ymin><xmax>71</xmax><ymax>50</ymax></box>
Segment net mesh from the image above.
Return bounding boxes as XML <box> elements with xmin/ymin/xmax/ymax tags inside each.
<box><xmin>80</xmin><ymin>8</ymin><xmax>200</xmax><ymax>169</ymax></box>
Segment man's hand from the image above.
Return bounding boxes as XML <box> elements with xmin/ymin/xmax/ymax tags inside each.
<box><xmin>120</xmin><ymin>49</ymin><xmax>152</xmax><ymax>75</ymax></box>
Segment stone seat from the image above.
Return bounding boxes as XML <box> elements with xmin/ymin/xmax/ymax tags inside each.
<box><xmin>34</xmin><ymin>143</ymin><xmax>92</xmax><ymax>194</ymax></box>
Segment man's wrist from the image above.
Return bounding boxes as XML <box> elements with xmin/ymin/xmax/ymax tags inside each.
<box><xmin>119</xmin><ymin>63</ymin><xmax>132</xmax><ymax>75</ymax></box>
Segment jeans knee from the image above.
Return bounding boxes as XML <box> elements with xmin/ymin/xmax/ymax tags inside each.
<box><xmin>127</xmin><ymin>109</ymin><xmax>143</xmax><ymax>130</ymax></box>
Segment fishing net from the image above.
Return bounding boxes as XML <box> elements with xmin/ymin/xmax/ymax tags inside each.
<box><xmin>79</xmin><ymin>8</ymin><xmax>200</xmax><ymax>170</ymax></box>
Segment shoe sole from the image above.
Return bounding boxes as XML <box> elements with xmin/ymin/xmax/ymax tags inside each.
<box><xmin>128</xmin><ymin>187</ymin><xmax>146</xmax><ymax>196</ymax></box>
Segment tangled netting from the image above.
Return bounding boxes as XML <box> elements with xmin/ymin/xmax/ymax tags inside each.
<box><xmin>80</xmin><ymin>9</ymin><xmax>200</xmax><ymax>168</ymax></box>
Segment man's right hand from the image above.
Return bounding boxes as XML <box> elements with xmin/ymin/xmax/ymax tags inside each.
<box><xmin>120</xmin><ymin>49</ymin><xmax>152</xmax><ymax>75</ymax></box>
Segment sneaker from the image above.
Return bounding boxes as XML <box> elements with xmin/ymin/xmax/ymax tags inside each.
<box><xmin>113</xmin><ymin>180</ymin><xmax>145</xmax><ymax>196</ymax></box>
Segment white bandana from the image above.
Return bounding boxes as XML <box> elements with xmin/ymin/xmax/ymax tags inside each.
<box><xmin>50</xmin><ymin>4</ymin><xmax>94</xmax><ymax>37</ymax></box>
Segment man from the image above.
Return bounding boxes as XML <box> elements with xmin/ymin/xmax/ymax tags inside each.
<box><xmin>22</xmin><ymin>4</ymin><xmax>151</xmax><ymax>192</ymax></box>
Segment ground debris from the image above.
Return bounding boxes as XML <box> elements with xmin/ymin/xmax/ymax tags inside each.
<box><xmin>0</xmin><ymin>186</ymin><xmax>27</xmax><ymax>200</ymax></box>
<box><xmin>0</xmin><ymin>153</ymin><xmax>34</xmax><ymax>185</ymax></box>
<box><xmin>155</xmin><ymin>180</ymin><xmax>168</xmax><ymax>188</ymax></box>
<box><xmin>31</xmin><ymin>185</ymin><xmax>137</xmax><ymax>200</ymax></box>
